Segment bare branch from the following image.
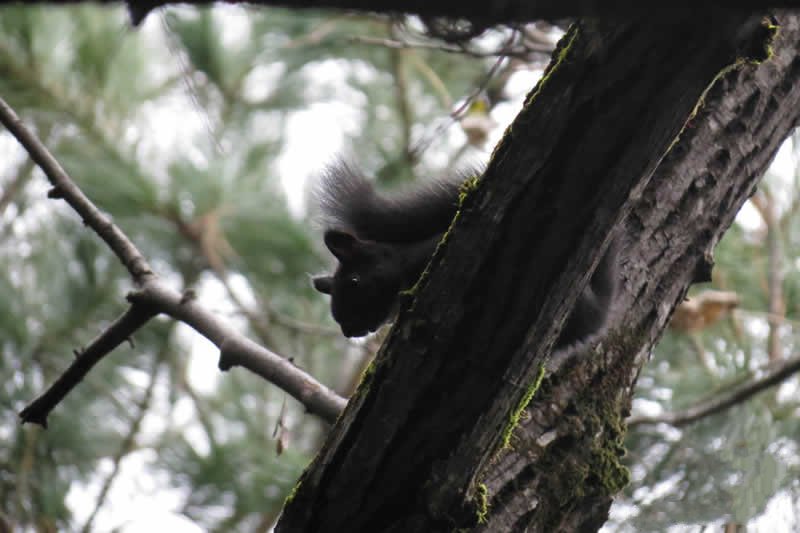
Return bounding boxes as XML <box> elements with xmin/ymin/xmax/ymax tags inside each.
<box><xmin>0</xmin><ymin>96</ymin><xmax>154</xmax><ymax>282</ymax></box>
<box><xmin>628</xmin><ymin>353</ymin><xmax>800</xmax><ymax>428</ymax></box>
<box><xmin>0</xmin><ymin>157</ymin><xmax>35</xmax><ymax>217</ymax></box>
<box><xmin>410</xmin><ymin>33</ymin><xmax>512</xmax><ymax>155</ymax></box>
<box><xmin>1</xmin><ymin>95</ymin><xmax>347</xmax><ymax>425</ymax></box>
<box><xmin>349</xmin><ymin>34</ymin><xmax>552</xmax><ymax>59</ymax></box>
<box><xmin>18</xmin><ymin>303</ymin><xmax>158</xmax><ymax>426</ymax></box>
<box><xmin>750</xmin><ymin>188</ymin><xmax>786</xmax><ymax>362</ymax></box>
<box><xmin>128</xmin><ymin>282</ymin><xmax>347</xmax><ymax>421</ymax></box>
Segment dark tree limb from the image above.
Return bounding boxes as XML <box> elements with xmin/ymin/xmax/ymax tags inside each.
<box><xmin>0</xmin><ymin>95</ymin><xmax>347</xmax><ymax>426</ymax></box>
<box><xmin>482</xmin><ymin>11</ymin><xmax>800</xmax><ymax>531</ymax></box>
<box><xmin>277</xmin><ymin>12</ymin><xmax>780</xmax><ymax>533</ymax></box>
<box><xmin>18</xmin><ymin>303</ymin><xmax>158</xmax><ymax>427</ymax></box>
<box><xmin>128</xmin><ymin>282</ymin><xmax>347</xmax><ymax>422</ymax></box>
<box><xmin>113</xmin><ymin>1</ymin><xmax>800</xmax><ymax>27</ymax></box>
<box><xmin>628</xmin><ymin>353</ymin><xmax>800</xmax><ymax>428</ymax></box>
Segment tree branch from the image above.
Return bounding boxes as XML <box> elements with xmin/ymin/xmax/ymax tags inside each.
<box><xmin>0</xmin><ymin>156</ymin><xmax>35</xmax><ymax>217</ymax></box>
<box><xmin>0</xmin><ymin>95</ymin><xmax>347</xmax><ymax>426</ymax></box>
<box><xmin>18</xmin><ymin>303</ymin><xmax>158</xmax><ymax>427</ymax></box>
<box><xmin>628</xmin><ymin>352</ymin><xmax>800</xmax><ymax>427</ymax></box>
<box><xmin>750</xmin><ymin>188</ymin><xmax>785</xmax><ymax>362</ymax></box>
<box><xmin>350</xmin><ymin>34</ymin><xmax>553</xmax><ymax>59</ymax></box>
<box><xmin>114</xmin><ymin>0</ymin><xmax>800</xmax><ymax>27</ymax></box>
<box><xmin>0</xmin><ymin>97</ymin><xmax>153</xmax><ymax>283</ymax></box>
<box><xmin>128</xmin><ymin>282</ymin><xmax>347</xmax><ymax>422</ymax></box>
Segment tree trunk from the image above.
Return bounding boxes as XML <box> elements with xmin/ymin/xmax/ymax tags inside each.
<box><xmin>277</xmin><ymin>13</ymin><xmax>800</xmax><ymax>533</ymax></box>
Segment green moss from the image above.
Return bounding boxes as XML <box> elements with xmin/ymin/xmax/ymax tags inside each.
<box><xmin>485</xmin><ymin>23</ymin><xmax>579</xmax><ymax>165</ymax></box>
<box><xmin>761</xmin><ymin>19</ymin><xmax>779</xmax><ymax>62</ymax></box>
<box><xmin>669</xmin><ymin>16</ymin><xmax>779</xmax><ymax>158</ymax></box>
<box><xmin>501</xmin><ymin>362</ymin><xmax>547</xmax><ymax>449</ymax></box>
<box><xmin>359</xmin><ymin>359</ymin><xmax>376</xmax><ymax>389</ymax></box>
<box><xmin>401</xmin><ymin>204</ymin><xmax>463</xmax><ymax>298</ymax></box>
<box><xmin>401</xmin><ymin>263</ymin><xmax>431</xmax><ymax>297</ymax></box>
<box><xmin>592</xmin><ymin>434</ymin><xmax>630</xmax><ymax>494</ymax></box>
<box><xmin>284</xmin><ymin>480</ymin><xmax>302</xmax><ymax>506</ymax></box>
<box><xmin>534</xmin><ymin>413</ymin><xmax>629</xmax><ymax>531</ymax></box>
<box><xmin>577</xmin><ymin>350</ymin><xmax>631</xmax><ymax>493</ymax></box>
<box><xmin>475</xmin><ymin>482</ymin><xmax>490</xmax><ymax>524</ymax></box>
<box><xmin>458</xmin><ymin>174</ymin><xmax>481</xmax><ymax>206</ymax></box>
<box><xmin>743</xmin><ymin>16</ymin><xmax>779</xmax><ymax>65</ymax></box>
<box><xmin>530</xmin><ymin>337</ymin><xmax>636</xmax><ymax>529</ymax></box>
<box><xmin>522</xmin><ymin>24</ymin><xmax>580</xmax><ymax>109</ymax></box>
<box><xmin>579</xmin><ymin>397</ymin><xmax>630</xmax><ymax>495</ymax></box>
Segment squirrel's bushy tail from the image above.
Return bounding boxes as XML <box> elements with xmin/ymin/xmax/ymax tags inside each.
<box><xmin>314</xmin><ymin>160</ymin><xmax>468</xmax><ymax>243</ymax></box>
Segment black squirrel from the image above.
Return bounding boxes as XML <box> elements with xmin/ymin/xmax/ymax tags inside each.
<box><xmin>312</xmin><ymin>161</ymin><xmax>618</xmax><ymax>351</ymax></box>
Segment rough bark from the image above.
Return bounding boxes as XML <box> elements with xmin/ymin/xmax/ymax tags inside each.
<box><xmin>476</xmin><ymin>13</ymin><xmax>800</xmax><ymax>531</ymax></box>
<box><xmin>277</xmin><ymin>12</ymin><xmax>798</xmax><ymax>533</ymax></box>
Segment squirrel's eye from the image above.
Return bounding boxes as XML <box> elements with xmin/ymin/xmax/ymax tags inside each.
<box><xmin>348</xmin><ymin>274</ymin><xmax>360</xmax><ymax>286</ymax></box>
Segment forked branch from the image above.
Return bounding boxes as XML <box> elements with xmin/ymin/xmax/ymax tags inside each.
<box><xmin>0</xmin><ymin>96</ymin><xmax>347</xmax><ymax>426</ymax></box>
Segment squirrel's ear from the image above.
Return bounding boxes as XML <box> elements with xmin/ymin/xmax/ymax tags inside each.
<box><xmin>313</xmin><ymin>275</ymin><xmax>333</xmax><ymax>294</ymax></box>
<box><xmin>324</xmin><ymin>230</ymin><xmax>361</xmax><ymax>262</ymax></box>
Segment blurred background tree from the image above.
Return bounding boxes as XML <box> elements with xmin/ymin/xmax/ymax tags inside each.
<box><xmin>0</xmin><ymin>4</ymin><xmax>797</xmax><ymax>532</ymax></box>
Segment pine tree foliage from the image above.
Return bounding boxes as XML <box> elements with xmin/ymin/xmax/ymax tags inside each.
<box><xmin>0</xmin><ymin>3</ymin><xmax>798</xmax><ymax>532</ymax></box>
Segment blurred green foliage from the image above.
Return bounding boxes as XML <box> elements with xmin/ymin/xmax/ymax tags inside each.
<box><xmin>0</xmin><ymin>4</ymin><xmax>496</xmax><ymax>531</ymax></box>
<box><xmin>1</xmin><ymin>4</ymin><xmax>798</xmax><ymax>532</ymax></box>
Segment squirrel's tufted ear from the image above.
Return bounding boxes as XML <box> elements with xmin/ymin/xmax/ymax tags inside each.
<box><xmin>324</xmin><ymin>230</ymin><xmax>362</xmax><ymax>262</ymax></box>
<box><xmin>312</xmin><ymin>275</ymin><xmax>333</xmax><ymax>294</ymax></box>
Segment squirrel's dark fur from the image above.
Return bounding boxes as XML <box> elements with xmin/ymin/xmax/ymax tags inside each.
<box><xmin>313</xmin><ymin>161</ymin><xmax>618</xmax><ymax>349</ymax></box>
<box><xmin>315</xmin><ymin>160</ymin><xmax>464</xmax><ymax>243</ymax></box>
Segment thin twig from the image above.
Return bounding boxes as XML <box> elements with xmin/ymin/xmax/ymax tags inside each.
<box><xmin>263</xmin><ymin>305</ymin><xmax>341</xmax><ymax>337</ymax></box>
<box><xmin>449</xmin><ymin>44</ymin><xmax>510</xmax><ymax>121</ymax></box>
<box><xmin>349</xmin><ymin>35</ymin><xmax>545</xmax><ymax>59</ymax></box>
<box><xmin>160</xmin><ymin>13</ymin><xmax>224</xmax><ymax>155</ymax></box>
<box><xmin>390</xmin><ymin>43</ymin><xmax>414</xmax><ymax>164</ymax></box>
<box><xmin>628</xmin><ymin>352</ymin><xmax>800</xmax><ymax>427</ymax></box>
<box><xmin>80</xmin><ymin>346</ymin><xmax>166</xmax><ymax>533</ymax></box>
<box><xmin>750</xmin><ymin>188</ymin><xmax>785</xmax><ymax>362</ymax></box>
<box><xmin>0</xmin><ymin>157</ymin><xmax>35</xmax><ymax>217</ymax></box>
<box><xmin>410</xmin><ymin>31</ymin><xmax>515</xmax><ymax>156</ymax></box>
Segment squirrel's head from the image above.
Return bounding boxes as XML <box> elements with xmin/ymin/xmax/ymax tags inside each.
<box><xmin>313</xmin><ymin>230</ymin><xmax>402</xmax><ymax>337</ymax></box>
